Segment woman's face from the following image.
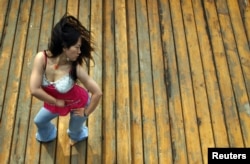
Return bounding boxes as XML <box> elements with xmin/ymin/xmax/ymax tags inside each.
<box><xmin>64</xmin><ymin>37</ymin><xmax>82</xmax><ymax>61</ymax></box>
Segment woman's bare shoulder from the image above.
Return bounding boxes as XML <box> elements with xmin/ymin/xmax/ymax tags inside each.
<box><xmin>32</xmin><ymin>51</ymin><xmax>46</xmax><ymax>71</ymax></box>
<box><xmin>34</xmin><ymin>51</ymin><xmax>45</xmax><ymax>61</ymax></box>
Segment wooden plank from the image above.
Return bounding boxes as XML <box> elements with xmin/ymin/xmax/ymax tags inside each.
<box><xmin>158</xmin><ymin>0</ymin><xmax>188</xmax><ymax>163</ymax></box>
<box><xmin>0</xmin><ymin>0</ymin><xmax>9</xmax><ymax>45</ymax></box>
<box><xmin>204</xmin><ymin>0</ymin><xmax>244</xmax><ymax>147</ymax></box>
<box><xmin>78</xmin><ymin>1</ymin><xmax>91</xmax><ymax>73</ymax></box>
<box><xmin>226</xmin><ymin>0</ymin><xmax>250</xmax><ymax>146</ymax></box>
<box><xmin>87</xmin><ymin>0</ymin><xmax>103</xmax><ymax>163</ymax></box>
<box><xmin>146</xmin><ymin>0</ymin><xmax>172</xmax><ymax>163</ymax></box>
<box><xmin>7</xmin><ymin>0</ymin><xmax>32</xmax><ymax>163</ymax></box>
<box><xmin>135</xmin><ymin>0</ymin><xmax>158</xmax><ymax>163</ymax></box>
<box><xmin>169</xmin><ymin>0</ymin><xmax>203</xmax><ymax>163</ymax></box>
<box><xmin>79</xmin><ymin>0</ymin><xmax>91</xmax><ymax>29</ymax></box>
<box><xmin>67</xmin><ymin>0</ymin><xmax>79</xmax><ymax>18</ymax></box>
<box><xmin>0</xmin><ymin>0</ymin><xmax>19</xmax><ymax>121</ymax></box>
<box><xmin>192</xmin><ymin>0</ymin><xmax>229</xmax><ymax>147</ymax></box>
<box><xmin>25</xmin><ymin>100</ymin><xmax>43</xmax><ymax>163</ymax></box>
<box><xmin>238</xmin><ymin>0</ymin><xmax>245</xmax><ymax>17</ymax></box>
<box><xmin>0</xmin><ymin>0</ymin><xmax>21</xmax><ymax>163</ymax></box>
<box><xmin>114</xmin><ymin>0</ymin><xmax>131</xmax><ymax>163</ymax></box>
<box><xmin>102</xmin><ymin>0</ymin><xmax>116</xmax><ymax>163</ymax></box>
<box><xmin>55</xmin><ymin>116</ymin><xmax>71</xmax><ymax>164</ymax></box>
<box><xmin>126</xmin><ymin>0</ymin><xmax>144</xmax><ymax>163</ymax></box>
<box><xmin>241</xmin><ymin>0</ymin><xmax>250</xmax><ymax>43</ymax></box>
<box><xmin>24</xmin><ymin>1</ymin><xmax>45</xmax><ymax>163</ymax></box>
<box><xmin>71</xmin><ymin>143</ymin><xmax>87</xmax><ymax>164</ymax></box>
<box><xmin>227</xmin><ymin>0</ymin><xmax>250</xmax><ymax>96</ymax></box>
<box><xmin>78</xmin><ymin>0</ymin><xmax>91</xmax><ymax>73</ymax></box>
<box><xmin>181</xmin><ymin>1</ymin><xmax>215</xmax><ymax>163</ymax></box>
<box><xmin>245</xmin><ymin>1</ymin><xmax>250</xmax><ymax>44</ymax></box>
<box><xmin>54</xmin><ymin>0</ymin><xmax>67</xmax><ymax>24</ymax></box>
<box><xmin>24</xmin><ymin>9</ymin><xmax>44</xmax><ymax>164</ymax></box>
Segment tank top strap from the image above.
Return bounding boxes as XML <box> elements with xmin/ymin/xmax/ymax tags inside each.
<box><xmin>43</xmin><ymin>50</ymin><xmax>47</xmax><ymax>70</ymax></box>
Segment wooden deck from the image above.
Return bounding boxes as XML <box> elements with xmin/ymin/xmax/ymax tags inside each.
<box><xmin>0</xmin><ymin>0</ymin><xmax>250</xmax><ymax>163</ymax></box>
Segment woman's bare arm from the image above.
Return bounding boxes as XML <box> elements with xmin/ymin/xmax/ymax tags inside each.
<box><xmin>29</xmin><ymin>52</ymin><xmax>64</xmax><ymax>107</ymax></box>
<box><xmin>75</xmin><ymin>64</ymin><xmax>102</xmax><ymax>116</ymax></box>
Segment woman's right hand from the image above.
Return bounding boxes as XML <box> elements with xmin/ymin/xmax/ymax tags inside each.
<box><xmin>55</xmin><ymin>99</ymin><xmax>66</xmax><ymax>107</ymax></box>
<box><xmin>55</xmin><ymin>99</ymin><xmax>74</xmax><ymax>107</ymax></box>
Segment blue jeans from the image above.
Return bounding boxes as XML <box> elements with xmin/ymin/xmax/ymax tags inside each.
<box><xmin>34</xmin><ymin>107</ymin><xmax>88</xmax><ymax>142</ymax></box>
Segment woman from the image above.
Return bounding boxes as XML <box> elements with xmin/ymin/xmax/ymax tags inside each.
<box><xmin>30</xmin><ymin>14</ymin><xmax>102</xmax><ymax>145</ymax></box>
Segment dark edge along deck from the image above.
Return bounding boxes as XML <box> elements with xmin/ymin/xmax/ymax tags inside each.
<box><xmin>0</xmin><ymin>0</ymin><xmax>250</xmax><ymax>164</ymax></box>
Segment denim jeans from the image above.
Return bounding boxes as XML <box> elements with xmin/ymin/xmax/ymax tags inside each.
<box><xmin>34</xmin><ymin>106</ymin><xmax>88</xmax><ymax>142</ymax></box>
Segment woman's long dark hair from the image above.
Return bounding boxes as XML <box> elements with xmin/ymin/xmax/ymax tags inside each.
<box><xmin>48</xmin><ymin>14</ymin><xmax>94</xmax><ymax>81</ymax></box>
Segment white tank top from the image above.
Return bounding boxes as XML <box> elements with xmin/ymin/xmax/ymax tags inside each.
<box><xmin>41</xmin><ymin>51</ymin><xmax>74</xmax><ymax>93</ymax></box>
<box><xmin>42</xmin><ymin>74</ymin><xmax>74</xmax><ymax>93</ymax></box>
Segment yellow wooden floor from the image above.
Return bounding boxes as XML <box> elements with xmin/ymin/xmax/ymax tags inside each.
<box><xmin>0</xmin><ymin>0</ymin><xmax>250</xmax><ymax>163</ymax></box>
